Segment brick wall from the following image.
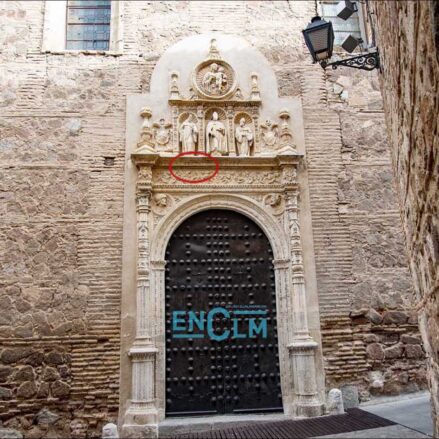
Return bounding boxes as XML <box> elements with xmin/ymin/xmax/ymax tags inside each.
<box><xmin>0</xmin><ymin>1</ymin><xmax>427</xmax><ymax>437</ymax></box>
<box><xmin>369</xmin><ymin>0</ymin><xmax>438</xmax><ymax>434</ymax></box>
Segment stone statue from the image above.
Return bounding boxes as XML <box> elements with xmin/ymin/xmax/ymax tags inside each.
<box><xmin>102</xmin><ymin>423</ymin><xmax>119</xmax><ymax>439</ymax></box>
<box><xmin>179</xmin><ymin>118</ymin><xmax>198</xmax><ymax>152</ymax></box>
<box><xmin>202</xmin><ymin>63</ymin><xmax>227</xmax><ymax>95</ymax></box>
<box><xmin>235</xmin><ymin>118</ymin><xmax>254</xmax><ymax>156</ymax></box>
<box><xmin>206</xmin><ymin>112</ymin><xmax>227</xmax><ymax>153</ymax></box>
<box><xmin>153</xmin><ymin>118</ymin><xmax>172</xmax><ymax>147</ymax></box>
<box><xmin>327</xmin><ymin>388</ymin><xmax>344</xmax><ymax>415</ymax></box>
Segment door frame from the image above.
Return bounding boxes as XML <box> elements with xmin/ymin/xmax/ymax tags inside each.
<box><xmin>150</xmin><ymin>194</ymin><xmax>297</xmax><ymax>420</ymax></box>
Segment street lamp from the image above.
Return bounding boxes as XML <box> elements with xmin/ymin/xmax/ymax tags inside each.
<box><xmin>302</xmin><ymin>15</ymin><xmax>380</xmax><ymax>71</ymax></box>
<box><xmin>302</xmin><ymin>16</ymin><xmax>334</xmax><ymax>63</ymax></box>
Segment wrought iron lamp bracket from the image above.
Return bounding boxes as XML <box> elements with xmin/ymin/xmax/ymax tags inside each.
<box><xmin>320</xmin><ymin>51</ymin><xmax>380</xmax><ymax>71</ymax></box>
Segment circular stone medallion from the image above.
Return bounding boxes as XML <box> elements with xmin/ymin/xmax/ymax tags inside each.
<box><xmin>193</xmin><ymin>60</ymin><xmax>237</xmax><ymax>100</ymax></box>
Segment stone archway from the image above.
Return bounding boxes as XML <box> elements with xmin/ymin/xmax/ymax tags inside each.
<box><xmin>150</xmin><ymin>194</ymin><xmax>293</xmax><ymax>421</ymax></box>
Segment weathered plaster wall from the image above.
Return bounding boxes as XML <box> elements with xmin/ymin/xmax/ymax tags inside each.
<box><xmin>369</xmin><ymin>0</ymin><xmax>439</xmax><ymax>434</ymax></box>
<box><xmin>0</xmin><ymin>1</ymin><xmax>427</xmax><ymax>437</ymax></box>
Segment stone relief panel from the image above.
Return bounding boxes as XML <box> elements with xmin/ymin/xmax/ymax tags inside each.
<box><xmin>261</xmin><ymin>119</ymin><xmax>279</xmax><ymax>149</ymax></box>
<box><xmin>134</xmin><ymin>39</ymin><xmax>298</xmax><ymax>157</ymax></box>
<box><xmin>152</xmin><ymin>118</ymin><xmax>172</xmax><ymax>152</ymax></box>
<box><xmin>152</xmin><ymin>168</ymin><xmax>283</xmax><ymax>186</ymax></box>
<box><xmin>192</xmin><ymin>39</ymin><xmax>237</xmax><ymax>99</ymax></box>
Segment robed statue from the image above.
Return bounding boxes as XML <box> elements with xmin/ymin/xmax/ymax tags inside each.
<box><xmin>179</xmin><ymin>118</ymin><xmax>198</xmax><ymax>152</ymax></box>
<box><xmin>235</xmin><ymin>118</ymin><xmax>254</xmax><ymax>156</ymax></box>
<box><xmin>206</xmin><ymin>112</ymin><xmax>227</xmax><ymax>154</ymax></box>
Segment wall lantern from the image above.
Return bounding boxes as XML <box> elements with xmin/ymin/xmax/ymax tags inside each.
<box><xmin>302</xmin><ymin>15</ymin><xmax>380</xmax><ymax>71</ymax></box>
<box><xmin>302</xmin><ymin>16</ymin><xmax>335</xmax><ymax>63</ymax></box>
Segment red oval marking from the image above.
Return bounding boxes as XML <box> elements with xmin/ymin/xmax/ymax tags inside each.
<box><xmin>168</xmin><ymin>151</ymin><xmax>220</xmax><ymax>184</ymax></box>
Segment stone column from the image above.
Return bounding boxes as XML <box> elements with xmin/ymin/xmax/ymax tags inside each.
<box><xmin>285</xmin><ymin>188</ymin><xmax>324</xmax><ymax>417</ymax></box>
<box><xmin>122</xmin><ymin>166</ymin><xmax>159</xmax><ymax>439</ymax></box>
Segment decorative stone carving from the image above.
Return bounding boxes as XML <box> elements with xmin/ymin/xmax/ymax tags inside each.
<box><xmin>192</xmin><ymin>39</ymin><xmax>237</xmax><ymax>100</ymax></box>
<box><xmin>278</xmin><ymin>109</ymin><xmax>297</xmax><ymax>154</ymax></box>
<box><xmin>235</xmin><ymin>117</ymin><xmax>254</xmax><ymax>156</ymax></box>
<box><xmin>250</xmin><ymin>72</ymin><xmax>261</xmax><ymax>101</ymax></box>
<box><xmin>169</xmin><ymin>71</ymin><xmax>180</xmax><ymax>100</ymax></box>
<box><xmin>151</xmin><ymin>193</ymin><xmax>173</xmax><ymax>215</ymax></box>
<box><xmin>206</xmin><ymin>111</ymin><xmax>227</xmax><ymax>154</ymax></box>
<box><xmin>261</xmin><ymin>119</ymin><xmax>279</xmax><ymax>148</ymax></box>
<box><xmin>234</xmin><ymin>87</ymin><xmax>244</xmax><ymax>100</ymax></box>
<box><xmin>281</xmin><ymin>165</ymin><xmax>297</xmax><ymax>185</ymax></box>
<box><xmin>153</xmin><ymin>118</ymin><xmax>172</xmax><ymax>151</ymax></box>
<box><xmin>179</xmin><ymin>113</ymin><xmax>199</xmax><ymax>152</ymax></box>
<box><xmin>137</xmin><ymin>107</ymin><xmax>155</xmax><ymax>153</ymax></box>
<box><xmin>264</xmin><ymin>193</ymin><xmax>284</xmax><ymax>215</ymax></box>
<box><xmin>138</xmin><ymin>167</ymin><xmax>153</xmax><ymax>185</ymax></box>
<box><xmin>153</xmin><ymin>168</ymin><xmax>282</xmax><ymax>186</ymax></box>
<box><xmin>140</xmin><ymin>39</ymin><xmax>303</xmax><ymax>159</ymax></box>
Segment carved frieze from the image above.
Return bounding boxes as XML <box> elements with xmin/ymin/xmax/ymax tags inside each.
<box><xmin>152</xmin><ymin>168</ymin><xmax>283</xmax><ymax>186</ymax></box>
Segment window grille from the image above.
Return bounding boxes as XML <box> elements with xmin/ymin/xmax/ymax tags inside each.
<box><xmin>66</xmin><ymin>0</ymin><xmax>111</xmax><ymax>50</ymax></box>
<box><xmin>320</xmin><ymin>1</ymin><xmax>362</xmax><ymax>46</ymax></box>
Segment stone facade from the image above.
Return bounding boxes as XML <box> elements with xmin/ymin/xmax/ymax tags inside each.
<box><xmin>0</xmin><ymin>1</ymin><xmax>427</xmax><ymax>437</ymax></box>
<box><xmin>369</xmin><ymin>0</ymin><xmax>439</xmax><ymax>434</ymax></box>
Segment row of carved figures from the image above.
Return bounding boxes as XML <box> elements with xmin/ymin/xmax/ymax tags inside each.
<box><xmin>137</xmin><ymin>107</ymin><xmax>296</xmax><ymax>156</ymax></box>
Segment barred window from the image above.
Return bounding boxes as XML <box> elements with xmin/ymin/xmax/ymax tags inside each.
<box><xmin>320</xmin><ymin>1</ymin><xmax>362</xmax><ymax>46</ymax></box>
<box><xmin>66</xmin><ymin>0</ymin><xmax>111</xmax><ymax>50</ymax></box>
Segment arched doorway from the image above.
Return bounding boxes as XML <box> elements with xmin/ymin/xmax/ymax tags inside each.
<box><xmin>164</xmin><ymin>209</ymin><xmax>282</xmax><ymax>416</ymax></box>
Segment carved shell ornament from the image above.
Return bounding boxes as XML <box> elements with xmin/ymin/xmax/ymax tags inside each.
<box><xmin>192</xmin><ymin>39</ymin><xmax>237</xmax><ymax>100</ymax></box>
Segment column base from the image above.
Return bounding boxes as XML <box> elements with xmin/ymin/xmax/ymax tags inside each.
<box><xmin>121</xmin><ymin>423</ymin><xmax>158</xmax><ymax>439</ymax></box>
<box><xmin>296</xmin><ymin>402</ymin><xmax>325</xmax><ymax>417</ymax></box>
<box><xmin>122</xmin><ymin>405</ymin><xmax>159</xmax><ymax>438</ymax></box>
<box><xmin>288</xmin><ymin>336</ymin><xmax>325</xmax><ymax>418</ymax></box>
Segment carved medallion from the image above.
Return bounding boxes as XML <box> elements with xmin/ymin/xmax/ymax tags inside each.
<box><xmin>192</xmin><ymin>39</ymin><xmax>237</xmax><ymax>100</ymax></box>
<box><xmin>152</xmin><ymin>193</ymin><xmax>174</xmax><ymax>215</ymax></box>
<box><xmin>264</xmin><ymin>193</ymin><xmax>284</xmax><ymax>215</ymax></box>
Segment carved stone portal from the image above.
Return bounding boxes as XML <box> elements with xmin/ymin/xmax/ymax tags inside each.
<box><xmin>122</xmin><ymin>35</ymin><xmax>324</xmax><ymax>438</ymax></box>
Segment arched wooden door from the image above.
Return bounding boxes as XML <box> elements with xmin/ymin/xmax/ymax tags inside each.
<box><xmin>165</xmin><ymin>209</ymin><xmax>282</xmax><ymax>416</ymax></box>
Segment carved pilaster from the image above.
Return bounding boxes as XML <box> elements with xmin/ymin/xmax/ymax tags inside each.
<box><xmin>123</xmin><ymin>165</ymin><xmax>159</xmax><ymax>438</ymax></box>
<box><xmin>284</xmin><ymin>189</ymin><xmax>324</xmax><ymax>417</ymax></box>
